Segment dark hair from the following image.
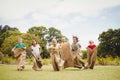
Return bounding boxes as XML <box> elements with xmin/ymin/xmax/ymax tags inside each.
<box><xmin>73</xmin><ymin>36</ymin><xmax>79</xmax><ymax>42</ymax></box>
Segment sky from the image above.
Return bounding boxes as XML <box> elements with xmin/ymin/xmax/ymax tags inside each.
<box><xmin>0</xmin><ymin>0</ymin><xmax>120</xmax><ymax>49</ymax></box>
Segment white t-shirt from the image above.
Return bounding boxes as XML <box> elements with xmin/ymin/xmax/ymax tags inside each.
<box><xmin>31</xmin><ymin>44</ymin><xmax>41</xmax><ymax>57</ymax></box>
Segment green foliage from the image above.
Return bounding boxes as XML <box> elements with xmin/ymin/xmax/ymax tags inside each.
<box><xmin>46</xmin><ymin>27</ymin><xmax>63</xmax><ymax>44</ymax></box>
<box><xmin>98</xmin><ymin>28</ymin><xmax>120</xmax><ymax>57</ymax></box>
<box><xmin>41</xmin><ymin>58</ymin><xmax>51</xmax><ymax>65</ymax></box>
<box><xmin>0</xmin><ymin>52</ymin><xmax>4</xmax><ymax>60</ymax></box>
<box><xmin>27</xmin><ymin>26</ymin><xmax>48</xmax><ymax>46</ymax></box>
<box><xmin>81</xmin><ymin>50</ymin><xmax>87</xmax><ymax>59</ymax></box>
<box><xmin>0</xmin><ymin>30</ymin><xmax>21</xmax><ymax>47</ymax></box>
<box><xmin>1</xmin><ymin>56</ymin><xmax>17</xmax><ymax>64</ymax></box>
<box><xmin>97</xmin><ymin>56</ymin><xmax>120</xmax><ymax>65</ymax></box>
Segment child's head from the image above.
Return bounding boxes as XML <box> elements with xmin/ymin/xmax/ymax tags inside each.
<box><xmin>89</xmin><ymin>40</ymin><xmax>94</xmax><ymax>45</ymax></box>
<box><xmin>73</xmin><ymin>36</ymin><xmax>78</xmax><ymax>43</ymax></box>
<box><xmin>18</xmin><ymin>38</ymin><xmax>23</xmax><ymax>43</ymax></box>
<box><xmin>52</xmin><ymin>38</ymin><xmax>57</xmax><ymax>46</ymax></box>
<box><xmin>61</xmin><ymin>37</ymin><xmax>66</xmax><ymax>43</ymax></box>
<box><xmin>32</xmin><ymin>39</ymin><xmax>38</xmax><ymax>45</ymax></box>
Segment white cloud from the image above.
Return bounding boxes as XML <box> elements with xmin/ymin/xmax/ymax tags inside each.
<box><xmin>0</xmin><ymin>0</ymin><xmax>58</xmax><ymax>20</ymax></box>
<box><xmin>0</xmin><ymin>0</ymin><xmax>120</xmax><ymax>20</ymax></box>
<box><xmin>31</xmin><ymin>12</ymin><xmax>50</xmax><ymax>21</ymax></box>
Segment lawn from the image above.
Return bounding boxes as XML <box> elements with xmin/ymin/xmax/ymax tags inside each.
<box><xmin>0</xmin><ymin>64</ymin><xmax>120</xmax><ymax>80</ymax></box>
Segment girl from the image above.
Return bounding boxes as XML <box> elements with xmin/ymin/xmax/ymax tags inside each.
<box><xmin>85</xmin><ymin>40</ymin><xmax>97</xmax><ymax>69</ymax></box>
<box><xmin>31</xmin><ymin>39</ymin><xmax>42</xmax><ymax>71</ymax></box>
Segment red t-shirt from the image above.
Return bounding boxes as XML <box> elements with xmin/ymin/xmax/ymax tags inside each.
<box><xmin>88</xmin><ymin>44</ymin><xmax>96</xmax><ymax>49</ymax></box>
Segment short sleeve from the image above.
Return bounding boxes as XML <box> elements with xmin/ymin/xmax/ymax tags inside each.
<box><xmin>31</xmin><ymin>46</ymin><xmax>33</xmax><ymax>49</ymax></box>
<box><xmin>37</xmin><ymin>44</ymin><xmax>40</xmax><ymax>48</ymax></box>
<box><xmin>22</xmin><ymin>43</ymin><xmax>26</xmax><ymax>47</ymax></box>
<box><xmin>14</xmin><ymin>44</ymin><xmax>18</xmax><ymax>48</ymax></box>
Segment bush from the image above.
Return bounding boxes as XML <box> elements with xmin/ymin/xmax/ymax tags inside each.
<box><xmin>0</xmin><ymin>52</ymin><xmax>4</xmax><ymax>60</ymax></box>
<box><xmin>97</xmin><ymin>56</ymin><xmax>120</xmax><ymax>65</ymax></box>
<box><xmin>41</xmin><ymin>58</ymin><xmax>51</xmax><ymax>65</ymax></box>
<box><xmin>82</xmin><ymin>50</ymin><xmax>87</xmax><ymax>59</ymax></box>
<box><xmin>2</xmin><ymin>56</ymin><xmax>17</xmax><ymax>64</ymax></box>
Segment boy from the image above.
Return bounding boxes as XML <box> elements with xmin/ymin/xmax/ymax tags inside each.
<box><xmin>12</xmin><ymin>38</ymin><xmax>26</xmax><ymax>71</ymax></box>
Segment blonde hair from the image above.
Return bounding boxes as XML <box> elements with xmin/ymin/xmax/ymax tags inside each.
<box><xmin>89</xmin><ymin>40</ymin><xmax>94</xmax><ymax>44</ymax></box>
<box><xmin>52</xmin><ymin>38</ymin><xmax>57</xmax><ymax>43</ymax></box>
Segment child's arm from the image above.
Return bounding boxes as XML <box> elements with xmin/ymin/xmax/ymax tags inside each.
<box><xmin>23</xmin><ymin>47</ymin><xmax>26</xmax><ymax>50</ymax></box>
<box><xmin>11</xmin><ymin>47</ymin><xmax>15</xmax><ymax>52</ymax></box>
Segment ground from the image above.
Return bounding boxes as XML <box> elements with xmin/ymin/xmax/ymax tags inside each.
<box><xmin>0</xmin><ymin>64</ymin><xmax>120</xmax><ymax>80</ymax></box>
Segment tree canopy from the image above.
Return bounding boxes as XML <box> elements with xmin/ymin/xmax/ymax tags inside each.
<box><xmin>98</xmin><ymin>28</ymin><xmax>120</xmax><ymax>57</ymax></box>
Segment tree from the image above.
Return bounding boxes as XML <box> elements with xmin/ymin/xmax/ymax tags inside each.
<box><xmin>46</xmin><ymin>27</ymin><xmax>63</xmax><ymax>45</ymax></box>
<box><xmin>98</xmin><ymin>28</ymin><xmax>120</xmax><ymax>57</ymax></box>
<box><xmin>27</xmin><ymin>26</ymin><xmax>48</xmax><ymax>46</ymax></box>
<box><xmin>0</xmin><ymin>25</ymin><xmax>20</xmax><ymax>47</ymax></box>
<box><xmin>0</xmin><ymin>25</ymin><xmax>19</xmax><ymax>34</ymax></box>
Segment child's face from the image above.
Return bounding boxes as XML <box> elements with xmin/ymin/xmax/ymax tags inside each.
<box><xmin>61</xmin><ymin>38</ymin><xmax>65</xmax><ymax>42</ymax></box>
<box><xmin>89</xmin><ymin>40</ymin><xmax>94</xmax><ymax>45</ymax></box>
<box><xmin>18</xmin><ymin>38</ymin><xmax>22</xmax><ymax>43</ymax></box>
<box><xmin>52</xmin><ymin>40</ymin><xmax>57</xmax><ymax>45</ymax></box>
<box><xmin>32</xmin><ymin>40</ymin><xmax>37</xmax><ymax>45</ymax></box>
<box><xmin>73</xmin><ymin>38</ymin><xmax>77</xmax><ymax>43</ymax></box>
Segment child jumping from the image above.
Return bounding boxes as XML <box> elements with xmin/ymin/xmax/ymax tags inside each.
<box><xmin>12</xmin><ymin>38</ymin><xmax>26</xmax><ymax>71</ymax></box>
<box><xmin>31</xmin><ymin>39</ymin><xmax>42</xmax><ymax>71</ymax></box>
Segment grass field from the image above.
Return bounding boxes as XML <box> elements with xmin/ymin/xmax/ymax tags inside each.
<box><xmin>0</xmin><ymin>64</ymin><xmax>120</xmax><ymax>80</ymax></box>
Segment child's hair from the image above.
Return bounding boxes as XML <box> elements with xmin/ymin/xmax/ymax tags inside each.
<box><xmin>89</xmin><ymin>40</ymin><xmax>94</xmax><ymax>44</ymax></box>
<box><xmin>73</xmin><ymin>36</ymin><xmax>79</xmax><ymax>42</ymax></box>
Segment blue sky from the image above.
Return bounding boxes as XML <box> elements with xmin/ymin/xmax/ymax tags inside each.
<box><xmin>0</xmin><ymin>0</ymin><xmax>120</xmax><ymax>49</ymax></box>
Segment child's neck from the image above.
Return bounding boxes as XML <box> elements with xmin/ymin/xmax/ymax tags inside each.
<box><xmin>33</xmin><ymin>44</ymin><xmax>37</xmax><ymax>47</ymax></box>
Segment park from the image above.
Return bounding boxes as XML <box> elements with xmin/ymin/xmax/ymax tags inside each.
<box><xmin>0</xmin><ymin>0</ymin><xmax>120</xmax><ymax>80</ymax></box>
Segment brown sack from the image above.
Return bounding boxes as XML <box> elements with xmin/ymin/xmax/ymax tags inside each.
<box><xmin>60</xmin><ymin>43</ymin><xmax>74</xmax><ymax>68</ymax></box>
<box><xmin>13</xmin><ymin>48</ymin><xmax>26</xmax><ymax>58</ymax></box>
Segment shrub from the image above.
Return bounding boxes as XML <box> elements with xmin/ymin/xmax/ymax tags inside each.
<box><xmin>2</xmin><ymin>56</ymin><xmax>17</xmax><ymax>64</ymax></box>
<box><xmin>82</xmin><ymin>50</ymin><xmax>87</xmax><ymax>59</ymax></box>
<box><xmin>97</xmin><ymin>56</ymin><xmax>120</xmax><ymax>65</ymax></box>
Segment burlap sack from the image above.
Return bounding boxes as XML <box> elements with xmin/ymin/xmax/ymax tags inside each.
<box><xmin>13</xmin><ymin>48</ymin><xmax>26</xmax><ymax>58</ymax></box>
<box><xmin>49</xmin><ymin>47</ymin><xmax>60</xmax><ymax>71</ymax></box>
<box><xmin>60</xmin><ymin>43</ymin><xmax>74</xmax><ymax>68</ymax></box>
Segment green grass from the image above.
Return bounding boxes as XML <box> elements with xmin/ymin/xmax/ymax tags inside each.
<box><xmin>0</xmin><ymin>64</ymin><xmax>120</xmax><ymax>80</ymax></box>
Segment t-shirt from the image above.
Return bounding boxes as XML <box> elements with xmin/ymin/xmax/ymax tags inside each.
<box><xmin>14</xmin><ymin>43</ymin><xmax>26</xmax><ymax>48</ymax></box>
<box><xmin>31</xmin><ymin>44</ymin><xmax>41</xmax><ymax>57</ymax></box>
<box><xmin>71</xmin><ymin>42</ymin><xmax>81</xmax><ymax>51</ymax></box>
<box><xmin>88</xmin><ymin>44</ymin><xmax>96</xmax><ymax>49</ymax></box>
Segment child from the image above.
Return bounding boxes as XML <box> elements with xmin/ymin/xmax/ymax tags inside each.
<box><xmin>31</xmin><ymin>39</ymin><xmax>42</xmax><ymax>71</ymax></box>
<box><xmin>12</xmin><ymin>38</ymin><xmax>26</xmax><ymax>71</ymax></box>
<box><xmin>49</xmin><ymin>39</ymin><xmax>64</xmax><ymax>71</ymax></box>
<box><xmin>85</xmin><ymin>40</ymin><xmax>97</xmax><ymax>69</ymax></box>
<box><xmin>71</xmin><ymin>36</ymin><xmax>85</xmax><ymax>69</ymax></box>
